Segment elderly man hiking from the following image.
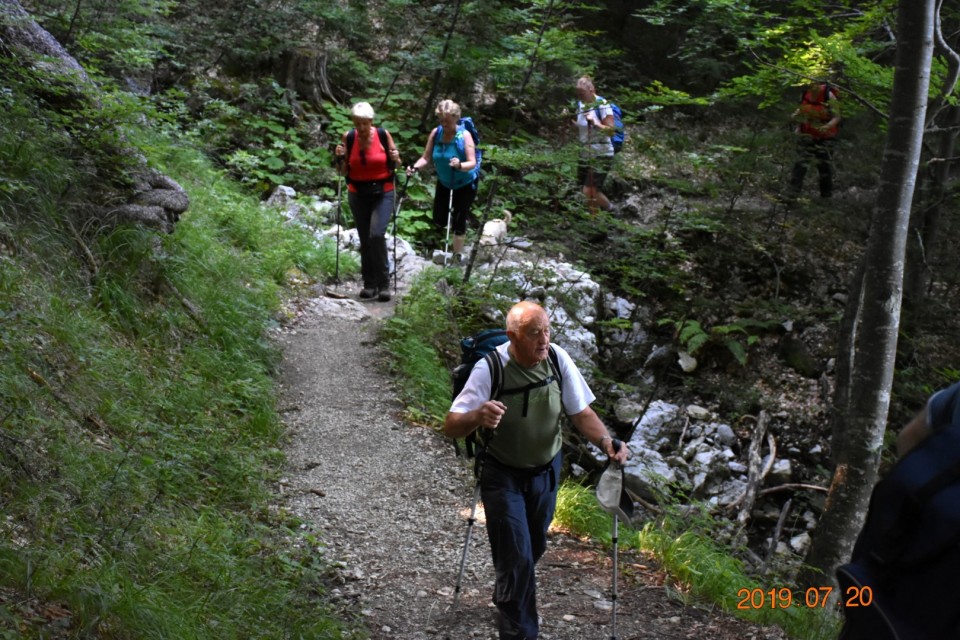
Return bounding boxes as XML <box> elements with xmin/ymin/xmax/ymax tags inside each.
<box><xmin>445</xmin><ymin>300</ymin><xmax>629</xmax><ymax>640</ymax></box>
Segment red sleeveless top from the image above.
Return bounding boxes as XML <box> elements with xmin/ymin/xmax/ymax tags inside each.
<box><xmin>347</xmin><ymin>129</ymin><xmax>395</xmax><ymax>193</ymax></box>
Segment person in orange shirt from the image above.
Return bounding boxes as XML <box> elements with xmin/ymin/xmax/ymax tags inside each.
<box><xmin>785</xmin><ymin>82</ymin><xmax>841</xmax><ymax>203</ymax></box>
<box><xmin>335</xmin><ymin>102</ymin><xmax>401</xmax><ymax>301</ymax></box>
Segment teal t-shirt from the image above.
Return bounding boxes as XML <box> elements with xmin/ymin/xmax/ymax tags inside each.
<box><xmin>486</xmin><ymin>357</ymin><xmax>563</xmax><ymax>468</ymax></box>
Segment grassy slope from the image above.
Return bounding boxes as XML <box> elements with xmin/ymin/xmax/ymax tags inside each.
<box><xmin>0</xmin><ymin>96</ymin><xmax>359</xmax><ymax>637</ymax></box>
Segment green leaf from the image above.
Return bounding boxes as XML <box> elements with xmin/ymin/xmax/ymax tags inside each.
<box><xmin>686</xmin><ymin>332</ymin><xmax>709</xmax><ymax>355</ymax></box>
<box><xmin>725</xmin><ymin>339</ymin><xmax>748</xmax><ymax>366</ymax></box>
<box><xmin>264</xmin><ymin>156</ymin><xmax>285</xmax><ymax>170</ymax></box>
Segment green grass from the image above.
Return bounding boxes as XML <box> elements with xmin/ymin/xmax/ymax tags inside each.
<box><xmin>552</xmin><ymin>480</ymin><xmax>842</xmax><ymax>640</ymax></box>
<box><xmin>0</xmin><ymin>87</ymin><xmax>361</xmax><ymax>638</ymax></box>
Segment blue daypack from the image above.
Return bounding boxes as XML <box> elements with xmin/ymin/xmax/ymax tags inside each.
<box><xmin>594</xmin><ymin>98</ymin><xmax>625</xmax><ymax>153</ymax></box>
<box><xmin>836</xmin><ymin>409</ymin><xmax>960</xmax><ymax>638</ymax></box>
<box><xmin>450</xmin><ymin>329</ymin><xmax>508</xmax><ymax>459</ymax></box>
<box><xmin>435</xmin><ymin>116</ymin><xmax>482</xmax><ymax>184</ymax></box>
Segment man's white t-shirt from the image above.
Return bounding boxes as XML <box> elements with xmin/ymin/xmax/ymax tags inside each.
<box><xmin>450</xmin><ymin>342</ymin><xmax>595</xmax><ymax>416</ymax></box>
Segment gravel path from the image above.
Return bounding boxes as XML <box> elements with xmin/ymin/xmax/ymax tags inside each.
<box><xmin>275</xmin><ymin>289</ymin><xmax>789</xmax><ymax>640</ymax></box>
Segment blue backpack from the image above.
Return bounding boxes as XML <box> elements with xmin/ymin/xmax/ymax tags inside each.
<box><xmin>594</xmin><ymin>98</ymin><xmax>625</xmax><ymax>153</ymax></box>
<box><xmin>436</xmin><ymin>116</ymin><xmax>482</xmax><ymax>183</ymax></box>
<box><xmin>450</xmin><ymin>329</ymin><xmax>506</xmax><ymax>458</ymax></box>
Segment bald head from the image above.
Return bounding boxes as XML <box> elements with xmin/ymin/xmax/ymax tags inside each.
<box><xmin>507</xmin><ymin>301</ymin><xmax>546</xmax><ymax>330</ymax></box>
<box><xmin>506</xmin><ymin>302</ymin><xmax>551</xmax><ymax>368</ymax></box>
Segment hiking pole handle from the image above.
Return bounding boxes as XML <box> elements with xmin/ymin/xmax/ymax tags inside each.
<box><xmin>611</xmin><ymin>437</ymin><xmax>624</xmax><ymax>469</ymax></box>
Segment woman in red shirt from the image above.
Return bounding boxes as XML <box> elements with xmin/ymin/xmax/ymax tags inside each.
<box><xmin>335</xmin><ymin>102</ymin><xmax>401</xmax><ymax>301</ymax></box>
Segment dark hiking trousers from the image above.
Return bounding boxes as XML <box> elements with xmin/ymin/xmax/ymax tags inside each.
<box><xmin>789</xmin><ymin>137</ymin><xmax>834</xmax><ymax>198</ymax></box>
<box><xmin>481</xmin><ymin>452</ymin><xmax>561</xmax><ymax>640</ymax></box>
<box><xmin>348</xmin><ymin>189</ymin><xmax>394</xmax><ymax>290</ymax></box>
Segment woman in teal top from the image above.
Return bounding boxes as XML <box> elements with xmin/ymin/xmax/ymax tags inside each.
<box><xmin>408</xmin><ymin>100</ymin><xmax>478</xmax><ymax>262</ymax></box>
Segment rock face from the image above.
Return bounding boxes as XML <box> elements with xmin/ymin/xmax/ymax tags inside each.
<box><xmin>1</xmin><ymin>0</ymin><xmax>189</xmax><ymax>233</ymax></box>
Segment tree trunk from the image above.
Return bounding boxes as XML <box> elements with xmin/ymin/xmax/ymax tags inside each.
<box><xmin>904</xmin><ymin>105</ymin><xmax>959</xmax><ymax>308</ymax></box>
<box><xmin>801</xmin><ymin>0</ymin><xmax>935</xmax><ymax>587</ymax></box>
<box><xmin>417</xmin><ymin>0</ymin><xmax>463</xmax><ymax>132</ymax></box>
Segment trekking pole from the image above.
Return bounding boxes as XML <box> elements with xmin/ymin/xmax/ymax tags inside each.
<box><xmin>453</xmin><ymin>479</ymin><xmax>481</xmax><ymax>608</ymax></box>
<box><xmin>453</xmin><ymin>434</ymin><xmax>494</xmax><ymax>609</ymax></box>
<box><xmin>332</xmin><ymin>156</ymin><xmax>345</xmax><ymax>291</ymax></box>
<box><xmin>611</xmin><ymin>509</ymin><xmax>619</xmax><ymax>639</ymax></box>
<box><xmin>610</xmin><ymin>439</ymin><xmax>623</xmax><ymax>640</ymax></box>
<box><xmin>392</xmin><ymin>171</ymin><xmax>411</xmax><ymax>296</ymax></box>
<box><xmin>443</xmin><ymin>186</ymin><xmax>453</xmax><ymax>266</ymax></box>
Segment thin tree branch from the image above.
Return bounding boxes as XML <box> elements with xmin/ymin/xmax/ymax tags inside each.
<box><xmin>925</xmin><ymin>0</ymin><xmax>960</xmax><ymax>127</ymax></box>
<box><xmin>748</xmin><ymin>49</ymin><xmax>887</xmax><ymax>119</ymax></box>
<box><xmin>759</xmin><ymin>483</ymin><xmax>829</xmax><ymax>496</ymax></box>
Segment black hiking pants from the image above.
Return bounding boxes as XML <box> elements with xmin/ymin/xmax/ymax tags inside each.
<box><xmin>348</xmin><ymin>189</ymin><xmax>393</xmax><ymax>290</ymax></box>
<box><xmin>789</xmin><ymin>137</ymin><xmax>834</xmax><ymax>199</ymax></box>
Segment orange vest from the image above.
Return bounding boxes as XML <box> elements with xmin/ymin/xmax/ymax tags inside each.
<box><xmin>797</xmin><ymin>85</ymin><xmax>839</xmax><ymax>140</ymax></box>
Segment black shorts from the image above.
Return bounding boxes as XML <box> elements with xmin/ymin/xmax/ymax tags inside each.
<box><xmin>577</xmin><ymin>156</ymin><xmax>613</xmax><ymax>190</ymax></box>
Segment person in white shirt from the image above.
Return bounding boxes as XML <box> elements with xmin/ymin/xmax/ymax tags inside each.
<box><xmin>445</xmin><ymin>301</ymin><xmax>629</xmax><ymax>639</ymax></box>
<box><xmin>573</xmin><ymin>76</ymin><xmax>616</xmax><ymax>214</ymax></box>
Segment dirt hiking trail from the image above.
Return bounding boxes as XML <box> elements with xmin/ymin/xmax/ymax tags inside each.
<box><xmin>275</xmin><ymin>289</ymin><xmax>789</xmax><ymax>640</ymax></box>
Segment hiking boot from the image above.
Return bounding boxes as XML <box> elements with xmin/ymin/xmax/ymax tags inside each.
<box><xmin>359</xmin><ymin>287</ymin><xmax>378</xmax><ymax>299</ymax></box>
<box><xmin>377</xmin><ymin>288</ymin><xmax>392</xmax><ymax>302</ymax></box>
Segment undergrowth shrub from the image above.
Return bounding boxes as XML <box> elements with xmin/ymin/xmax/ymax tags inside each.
<box><xmin>553</xmin><ymin>476</ymin><xmax>842</xmax><ymax>640</ymax></box>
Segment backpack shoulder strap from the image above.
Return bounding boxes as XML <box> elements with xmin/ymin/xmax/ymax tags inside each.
<box><xmin>376</xmin><ymin>127</ymin><xmax>395</xmax><ymax>173</ymax></box>
<box><xmin>593</xmin><ymin>97</ymin><xmax>610</xmax><ymax>119</ymax></box>
<box><xmin>485</xmin><ymin>350</ymin><xmax>504</xmax><ymax>401</ymax></box>
<box><xmin>547</xmin><ymin>345</ymin><xmax>564</xmax><ymax>410</ymax></box>
<box><xmin>344</xmin><ymin>129</ymin><xmax>356</xmax><ymax>183</ymax></box>
<box><xmin>467</xmin><ymin>350</ymin><xmax>502</xmax><ymax>463</ymax></box>
<box><xmin>547</xmin><ymin>345</ymin><xmax>562</xmax><ymax>381</ymax></box>
<box><xmin>346</xmin><ymin>129</ymin><xmax>356</xmax><ymax>157</ymax></box>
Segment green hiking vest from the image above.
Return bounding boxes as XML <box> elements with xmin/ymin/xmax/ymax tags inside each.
<box><xmin>486</xmin><ymin>356</ymin><xmax>563</xmax><ymax>468</ymax></box>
